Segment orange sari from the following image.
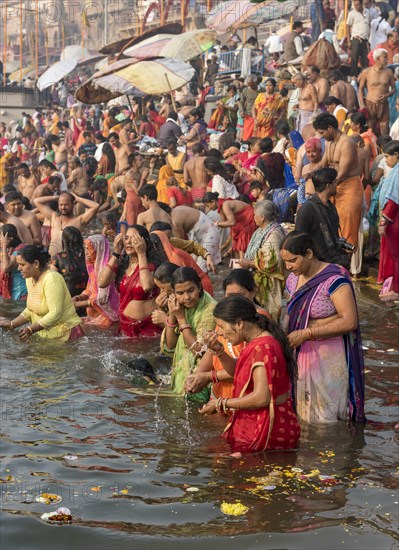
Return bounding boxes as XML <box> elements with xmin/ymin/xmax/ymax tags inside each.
<box><xmin>157</xmin><ymin>166</ymin><xmax>174</xmax><ymax>204</ymax></box>
<box><xmin>253</xmin><ymin>93</ymin><xmax>284</xmax><ymax>138</ymax></box>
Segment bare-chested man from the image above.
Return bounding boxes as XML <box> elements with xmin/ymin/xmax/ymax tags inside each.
<box><xmin>314</xmin><ymin>113</ymin><xmax>363</xmax><ymax>248</ymax></box>
<box><xmin>183</xmin><ymin>143</ymin><xmax>208</xmax><ymax>202</ymax></box>
<box><xmin>108</xmin><ymin>132</ymin><xmax>131</xmax><ymax>205</ymax></box>
<box><xmin>137</xmin><ymin>185</ymin><xmax>172</xmax><ymax>231</ymax></box>
<box><xmin>358</xmin><ymin>49</ymin><xmax>396</xmax><ymax>136</ymax></box>
<box><xmin>5</xmin><ymin>190</ymin><xmax>42</xmax><ymax>245</ymax></box>
<box><xmin>118</xmin><ymin>119</ymin><xmax>139</xmax><ymax>150</ymax></box>
<box><xmin>171</xmin><ymin>205</ymin><xmax>221</xmax><ymax>270</ymax></box>
<box><xmin>17</xmin><ymin>163</ymin><xmax>38</xmax><ymax>201</ymax></box>
<box><xmin>68</xmin><ymin>157</ymin><xmax>89</xmax><ymax>214</ymax></box>
<box><xmin>308</xmin><ymin>66</ymin><xmax>330</xmax><ymax>106</ymax></box>
<box><xmin>30</xmin><ymin>174</ymin><xmax>62</xmax><ymax>206</ymax></box>
<box><xmin>292</xmin><ymin>73</ymin><xmax>318</xmax><ymax>134</ymax></box>
<box><xmin>329</xmin><ymin>69</ymin><xmax>358</xmax><ymax>111</ymax></box>
<box><xmin>0</xmin><ymin>202</ymin><xmax>33</xmax><ymax>244</ymax></box>
<box><xmin>51</xmin><ymin>135</ymin><xmax>68</xmax><ymax>173</ymax></box>
<box><xmin>34</xmin><ymin>191</ymin><xmax>99</xmax><ymax>256</ymax></box>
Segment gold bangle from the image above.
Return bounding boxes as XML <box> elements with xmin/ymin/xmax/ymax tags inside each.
<box><xmin>10</xmin><ymin>321</ymin><xmax>14</xmax><ymax>330</ymax></box>
<box><xmin>26</xmin><ymin>326</ymin><xmax>33</xmax><ymax>335</ymax></box>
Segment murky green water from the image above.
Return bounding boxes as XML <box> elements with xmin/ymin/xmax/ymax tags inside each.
<box><xmin>0</xmin><ymin>280</ymin><xmax>398</xmax><ymax>550</ymax></box>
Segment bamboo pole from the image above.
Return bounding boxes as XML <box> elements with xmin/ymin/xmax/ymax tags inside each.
<box><xmin>160</xmin><ymin>0</ymin><xmax>164</xmax><ymax>25</ymax></box>
<box><xmin>3</xmin><ymin>0</ymin><xmax>7</xmax><ymax>86</ymax></box>
<box><xmin>19</xmin><ymin>0</ymin><xmax>23</xmax><ymax>82</ymax></box>
<box><xmin>164</xmin><ymin>73</ymin><xmax>176</xmax><ymax>112</ymax></box>
<box><xmin>61</xmin><ymin>22</ymin><xmax>65</xmax><ymax>51</ymax></box>
<box><xmin>35</xmin><ymin>0</ymin><xmax>39</xmax><ymax>79</ymax></box>
<box><xmin>207</xmin><ymin>0</ymin><xmax>212</xmax><ymax>12</ymax></box>
<box><xmin>45</xmin><ymin>28</ymin><xmax>49</xmax><ymax>67</ymax></box>
<box><xmin>181</xmin><ymin>0</ymin><xmax>185</xmax><ymax>31</ymax></box>
<box><xmin>344</xmin><ymin>0</ymin><xmax>348</xmax><ymax>39</ymax></box>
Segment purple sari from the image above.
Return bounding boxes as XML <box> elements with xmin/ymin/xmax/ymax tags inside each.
<box><xmin>287</xmin><ymin>264</ymin><xmax>366</xmax><ymax>423</ymax></box>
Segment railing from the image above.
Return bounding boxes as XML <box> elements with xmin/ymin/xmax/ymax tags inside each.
<box><xmin>218</xmin><ymin>49</ymin><xmax>265</xmax><ymax>77</ymax></box>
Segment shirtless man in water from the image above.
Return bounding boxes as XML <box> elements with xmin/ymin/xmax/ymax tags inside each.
<box><xmin>358</xmin><ymin>49</ymin><xmax>395</xmax><ymax>136</ymax></box>
<box><xmin>183</xmin><ymin>143</ymin><xmax>208</xmax><ymax>202</ymax></box>
<box><xmin>51</xmin><ymin>135</ymin><xmax>68</xmax><ymax>172</ymax></box>
<box><xmin>0</xmin><ymin>202</ymin><xmax>33</xmax><ymax>244</ymax></box>
<box><xmin>308</xmin><ymin>66</ymin><xmax>329</xmax><ymax>106</ymax></box>
<box><xmin>17</xmin><ymin>163</ymin><xmax>38</xmax><ymax>201</ymax></box>
<box><xmin>292</xmin><ymin>73</ymin><xmax>318</xmax><ymax>134</ymax></box>
<box><xmin>137</xmin><ymin>185</ymin><xmax>172</xmax><ymax>231</ymax></box>
<box><xmin>108</xmin><ymin>132</ymin><xmax>131</xmax><ymax>205</ymax></box>
<box><xmin>34</xmin><ymin>191</ymin><xmax>99</xmax><ymax>255</ymax></box>
<box><xmin>314</xmin><ymin>113</ymin><xmax>362</xmax><ymax>249</ymax></box>
<box><xmin>5</xmin><ymin>190</ymin><xmax>42</xmax><ymax>245</ymax></box>
<box><xmin>329</xmin><ymin>70</ymin><xmax>358</xmax><ymax>111</ymax></box>
<box><xmin>68</xmin><ymin>157</ymin><xmax>89</xmax><ymax>214</ymax></box>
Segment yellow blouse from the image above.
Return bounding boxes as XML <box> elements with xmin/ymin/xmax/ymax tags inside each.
<box><xmin>21</xmin><ymin>271</ymin><xmax>82</xmax><ymax>341</ymax></box>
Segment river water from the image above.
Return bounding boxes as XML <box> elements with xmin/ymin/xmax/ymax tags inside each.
<box><xmin>0</xmin><ymin>279</ymin><xmax>398</xmax><ymax>550</ymax></box>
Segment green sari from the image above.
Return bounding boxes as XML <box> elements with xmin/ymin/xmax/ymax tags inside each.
<box><xmin>170</xmin><ymin>292</ymin><xmax>216</xmax><ymax>402</ymax></box>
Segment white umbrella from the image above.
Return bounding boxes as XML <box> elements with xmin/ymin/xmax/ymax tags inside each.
<box><xmin>36</xmin><ymin>59</ymin><xmax>77</xmax><ymax>91</ymax></box>
<box><xmin>60</xmin><ymin>45</ymin><xmax>90</xmax><ymax>61</ymax></box>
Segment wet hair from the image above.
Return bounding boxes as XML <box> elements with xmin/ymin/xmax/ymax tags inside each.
<box><xmin>101</xmin><ymin>142</ymin><xmax>116</xmax><ymax>170</ymax></box>
<box><xmin>280</xmin><ymin>87</ymin><xmax>288</xmax><ymax>97</ymax></box>
<box><xmin>254</xmin><ymin>200</ymin><xmax>278</xmax><ymax>222</ymax></box>
<box><xmin>313</xmin><ymin>113</ymin><xmax>338</xmax><ymax>131</ymax></box>
<box><xmin>0</xmin><ymin>223</ymin><xmax>21</xmax><ymax>248</ymax></box>
<box><xmin>150</xmin><ymin>221</ymin><xmax>172</xmax><ymax>232</ymax></box>
<box><xmin>158</xmin><ymin>202</ymin><xmax>172</xmax><ymax>214</ymax></box>
<box><xmin>275</xmin><ymin>119</ymin><xmax>290</xmax><ymax>137</ymax></box>
<box><xmin>138</xmin><ymin>184</ymin><xmax>157</xmax><ymax>201</ymax></box>
<box><xmin>248</xmin><ymin>137</ymin><xmax>261</xmax><ymax>150</ymax></box>
<box><xmin>204</xmin><ymin>157</ymin><xmax>230</xmax><ymax>180</ymax></box>
<box><xmin>18</xmin><ymin>162</ymin><xmax>29</xmax><ymax>171</ymax></box>
<box><xmin>311</xmin><ymin>168</ymin><xmax>338</xmax><ymax>192</ymax></box>
<box><xmin>39</xmin><ymin>159</ymin><xmax>56</xmax><ymax>171</ymax></box>
<box><xmin>171</xmin><ymin>266</ymin><xmax>203</xmax><ymax>296</ymax></box>
<box><xmin>324</xmin><ymin>96</ymin><xmax>342</xmax><ymax>106</ymax></box>
<box><xmin>192</xmin><ymin>143</ymin><xmax>205</xmax><ymax>155</ymax></box>
<box><xmin>48</xmin><ymin>175</ymin><xmax>62</xmax><ymax>186</ymax></box>
<box><xmin>108</xmin><ymin>132</ymin><xmax>119</xmax><ymax>141</ymax></box>
<box><xmin>259</xmin><ymin>137</ymin><xmax>274</xmax><ymax>153</ymax></box>
<box><xmin>293</xmin><ymin>21</ymin><xmax>303</xmax><ymax>30</ymax></box>
<box><xmin>5</xmin><ymin>190</ymin><xmax>23</xmax><ymax>204</ymax></box>
<box><xmin>223</xmin><ymin>268</ymin><xmax>256</xmax><ymax>293</ymax></box>
<box><xmin>202</xmin><ymin>191</ymin><xmax>219</xmax><ymax>203</ymax></box>
<box><xmin>154</xmin><ymin>262</ymin><xmax>180</xmax><ymax>284</ymax></box>
<box><xmin>59</xmin><ymin>191</ymin><xmax>75</xmax><ymax>203</ymax></box>
<box><xmin>281</xmin><ymin>230</ymin><xmax>320</xmax><ymax>259</ymax></box>
<box><xmin>206</xmin><ymin>148</ymin><xmax>223</xmax><ymax>159</ymax></box>
<box><xmin>383</xmin><ymin>140</ymin><xmax>399</xmax><ymax>155</ymax></box>
<box><xmin>189</xmin><ymin>108</ymin><xmax>203</xmax><ymax>119</ymax></box>
<box><xmin>19</xmin><ymin>245</ymin><xmax>50</xmax><ymax>269</ymax></box>
<box><xmin>377</xmin><ymin>135</ymin><xmax>392</xmax><ymax>148</ymax></box>
<box><xmin>213</xmin><ymin>295</ymin><xmax>297</xmax><ymax>387</ymax></box>
<box><xmin>310</xmin><ymin>66</ymin><xmax>320</xmax><ymax>75</ymax></box>
<box><xmin>21</xmin><ymin>197</ymin><xmax>32</xmax><ymax>211</ymax></box>
<box><xmin>61</xmin><ymin>226</ymin><xmax>85</xmax><ymax>257</ymax></box>
<box><xmin>330</xmin><ymin>69</ymin><xmax>344</xmax><ymax>82</ymax></box>
<box><xmin>238</xmin><ymin>194</ymin><xmax>251</xmax><ymax>204</ymax></box>
<box><xmin>350</xmin><ymin>111</ymin><xmax>367</xmax><ymax>132</ymax></box>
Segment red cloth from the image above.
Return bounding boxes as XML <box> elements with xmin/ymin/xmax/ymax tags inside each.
<box><xmin>117</xmin><ymin>264</ymin><xmax>161</xmax><ymax>339</ymax></box>
<box><xmin>383</xmin><ymin>199</ymin><xmax>399</xmax><ymax>293</ymax></box>
<box><xmin>243</xmin><ymin>115</ymin><xmax>255</xmax><ymax>141</ymax></box>
<box><xmin>190</xmin><ymin>187</ymin><xmax>207</xmax><ymax>202</ymax></box>
<box><xmin>223</xmin><ymin>335</ymin><xmax>300</xmax><ymax>453</ymax></box>
<box><xmin>166</xmin><ymin>187</ymin><xmax>193</xmax><ymax>207</ymax></box>
<box><xmin>231</xmin><ymin>204</ymin><xmax>256</xmax><ymax>252</ymax></box>
<box><xmin>126</xmin><ymin>189</ymin><xmax>144</xmax><ymax>226</ymax></box>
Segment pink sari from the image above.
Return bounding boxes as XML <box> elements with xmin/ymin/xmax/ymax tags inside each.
<box><xmin>84</xmin><ymin>235</ymin><xmax>119</xmax><ymax>327</ymax></box>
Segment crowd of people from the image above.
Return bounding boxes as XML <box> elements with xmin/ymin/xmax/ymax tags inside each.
<box><xmin>1</xmin><ymin>0</ymin><xmax>398</xmax><ymax>453</ymax></box>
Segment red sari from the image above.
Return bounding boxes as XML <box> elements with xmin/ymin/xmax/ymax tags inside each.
<box><xmin>231</xmin><ymin>205</ymin><xmax>256</xmax><ymax>253</ymax></box>
<box><xmin>223</xmin><ymin>336</ymin><xmax>300</xmax><ymax>453</ymax></box>
<box><xmin>117</xmin><ymin>264</ymin><xmax>161</xmax><ymax>339</ymax></box>
<box><xmin>382</xmin><ymin>199</ymin><xmax>399</xmax><ymax>293</ymax></box>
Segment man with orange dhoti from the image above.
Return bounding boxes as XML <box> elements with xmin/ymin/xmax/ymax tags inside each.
<box><xmin>313</xmin><ymin>113</ymin><xmax>363</xmax><ymax>248</ymax></box>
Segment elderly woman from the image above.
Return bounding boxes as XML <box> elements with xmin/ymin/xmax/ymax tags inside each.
<box><xmin>239</xmin><ymin>200</ymin><xmax>286</xmax><ymax>320</ymax></box>
<box><xmin>298</xmin><ymin>137</ymin><xmax>324</xmax><ymax>204</ymax></box>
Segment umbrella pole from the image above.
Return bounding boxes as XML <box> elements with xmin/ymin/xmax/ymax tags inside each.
<box><xmin>19</xmin><ymin>0</ymin><xmax>23</xmax><ymax>83</ymax></box>
<box><xmin>35</xmin><ymin>0</ymin><xmax>39</xmax><ymax>79</ymax></box>
<box><xmin>344</xmin><ymin>0</ymin><xmax>348</xmax><ymax>39</ymax></box>
<box><xmin>3</xmin><ymin>0</ymin><xmax>7</xmax><ymax>87</ymax></box>
<box><xmin>164</xmin><ymin>73</ymin><xmax>177</xmax><ymax>112</ymax></box>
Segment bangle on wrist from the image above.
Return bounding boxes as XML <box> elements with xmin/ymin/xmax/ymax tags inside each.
<box><xmin>166</xmin><ymin>318</ymin><xmax>178</xmax><ymax>328</ymax></box>
<box><xmin>26</xmin><ymin>326</ymin><xmax>33</xmax><ymax>335</ymax></box>
<box><xmin>139</xmin><ymin>266</ymin><xmax>149</xmax><ymax>272</ymax></box>
<box><xmin>179</xmin><ymin>323</ymin><xmax>191</xmax><ymax>332</ymax></box>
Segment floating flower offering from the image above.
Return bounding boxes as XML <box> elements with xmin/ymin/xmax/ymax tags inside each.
<box><xmin>41</xmin><ymin>507</ymin><xmax>72</xmax><ymax>525</ymax></box>
<box><xmin>35</xmin><ymin>493</ymin><xmax>62</xmax><ymax>505</ymax></box>
<box><xmin>220</xmin><ymin>501</ymin><xmax>249</xmax><ymax>516</ymax></box>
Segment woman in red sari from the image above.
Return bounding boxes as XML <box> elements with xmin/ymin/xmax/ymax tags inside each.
<box><xmin>200</xmin><ymin>295</ymin><xmax>300</xmax><ymax>454</ymax></box>
<box><xmin>217</xmin><ymin>199</ymin><xmax>256</xmax><ymax>259</ymax></box>
<box><xmin>98</xmin><ymin>225</ymin><xmax>162</xmax><ymax>338</ymax></box>
<box><xmin>226</xmin><ymin>137</ymin><xmax>262</xmax><ymax>195</ymax></box>
<box><xmin>252</xmin><ymin>78</ymin><xmax>286</xmax><ymax>139</ymax></box>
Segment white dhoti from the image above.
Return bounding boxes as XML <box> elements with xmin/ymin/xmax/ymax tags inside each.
<box><xmin>189</xmin><ymin>211</ymin><xmax>221</xmax><ymax>270</ymax></box>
